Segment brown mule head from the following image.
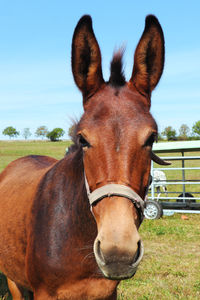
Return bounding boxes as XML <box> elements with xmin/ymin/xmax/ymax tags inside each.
<box><xmin>72</xmin><ymin>15</ymin><xmax>165</xmax><ymax>280</ymax></box>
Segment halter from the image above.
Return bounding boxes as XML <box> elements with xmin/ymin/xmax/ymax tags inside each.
<box><xmin>84</xmin><ymin>174</ymin><xmax>146</xmax><ymax>221</ymax></box>
<box><xmin>83</xmin><ymin>152</ymin><xmax>168</xmax><ymax>221</ymax></box>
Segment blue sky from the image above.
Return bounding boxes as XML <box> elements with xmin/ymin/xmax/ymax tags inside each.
<box><xmin>1</xmin><ymin>1</ymin><xmax>200</xmax><ymax>139</ymax></box>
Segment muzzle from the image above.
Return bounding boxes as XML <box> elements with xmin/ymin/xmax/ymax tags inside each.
<box><xmin>84</xmin><ymin>174</ymin><xmax>145</xmax><ymax>278</ymax></box>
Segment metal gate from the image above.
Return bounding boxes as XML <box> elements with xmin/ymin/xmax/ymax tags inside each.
<box><xmin>147</xmin><ymin>141</ymin><xmax>200</xmax><ymax>216</ymax></box>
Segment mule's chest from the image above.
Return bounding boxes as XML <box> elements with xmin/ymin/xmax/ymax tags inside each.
<box><xmin>54</xmin><ymin>278</ymin><xmax>118</xmax><ymax>300</ymax></box>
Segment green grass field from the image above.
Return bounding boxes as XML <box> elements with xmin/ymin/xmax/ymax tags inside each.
<box><xmin>0</xmin><ymin>140</ymin><xmax>70</xmax><ymax>172</ymax></box>
<box><xmin>0</xmin><ymin>140</ymin><xmax>200</xmax><ymax>299</ymax></box>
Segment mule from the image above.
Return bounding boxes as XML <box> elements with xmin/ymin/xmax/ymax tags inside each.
<box><xmin>0</xmin><ymin>15</ymin><xmax>168</xmax><ymax>300</ymax></box>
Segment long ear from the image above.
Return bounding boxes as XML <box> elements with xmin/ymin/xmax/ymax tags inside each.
<box><xmin>72</xmin><ymin>15</ymin><xmax>104</xmax><ymax>103</ymax></box>
<box><xmin>130</xmin><ymin>15</ymin><xmax>164</xmax><ymax>101</ymax></box>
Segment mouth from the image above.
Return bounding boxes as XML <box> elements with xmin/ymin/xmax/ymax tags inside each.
<box><xmin>94</xmin><ymin>240</ymin><xmax>144</xmax><ymax>280</ymax></box>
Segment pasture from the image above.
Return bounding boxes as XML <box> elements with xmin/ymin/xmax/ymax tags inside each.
<box><xmin>0</xmin><ymin>140</ymin><xmax>200</xmax><ymax>299</ymax></box>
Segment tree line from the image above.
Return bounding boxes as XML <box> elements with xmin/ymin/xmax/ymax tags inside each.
<box><xmin>2</xmin><ymin>126</ymin><xmax>65</xmax><ymax>142</ymax></box>
<box><xmin>2</xmin><ymin>121</ymin><xmax>200</xmax><ymax>142</ymax></box>
<box><xmin>160</xmin><ymin>121</ymin><xmax>200</xmax><ymax>141</ymax></box>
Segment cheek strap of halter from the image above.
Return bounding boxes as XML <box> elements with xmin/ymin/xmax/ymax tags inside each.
<box><xmin>84</xmin><ymin>174</ymin><xmax>145</xmax><ymax>220</ymax></box>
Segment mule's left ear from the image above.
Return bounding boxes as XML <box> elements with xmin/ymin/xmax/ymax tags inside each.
<box><xmin>129</xmin><ymin>15</ymin><xmax>165</xmax><ymax>102</ymax></box>
<box><xmin>72</xmin><ymin>15</ymin><xmax>104</xmax><ymax>104</ymax></box>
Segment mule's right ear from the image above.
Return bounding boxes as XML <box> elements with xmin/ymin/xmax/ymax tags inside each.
<box><xmin>72</xmin><ymin>15</ymin><xmax>104</xmax><ymax>104</ymax></box>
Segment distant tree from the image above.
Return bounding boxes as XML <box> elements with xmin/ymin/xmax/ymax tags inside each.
<box><xmin>192</xmin><ymin>120</ymin><xmax>200</xmax><ymax>137</ymax></box>
<box><xmin>68</xmin><ymin>124</ymin><xmax>76</xmax><ymax>140</ymax></box>
<box><xmin>22</xmin><ymin>128</ymin><xmax>32</xmax><ymax>140</ymax></box>
<box><xmin>2</xmin><ymin>126</ymin><xmax>20</xmax><ymax>139</ymax></box>
<box><xmin>47</xmin><ymin>128</ymin><xmax>65</xmax><ymax>142</ymax></box>
<box><xmin>162</xmin><ymin>126</ymin><xmax>177</xmax><ymax>141</ymax></box>
<box><xmin>157</xmin><ymin>132</ymin><xmax>163</xmax><ymax>141</ymax></box>
<box><xmin>179</xmin><ymin>124</ymin><xmax>190</xmax><ymax>140</ymax></box>
<box><xmin>35</xmin><ymin>126</ymin><xmax>48</xmax><ymax>139</ymax></box>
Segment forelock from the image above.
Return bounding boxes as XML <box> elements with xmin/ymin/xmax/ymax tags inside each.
<box><xmin>108</xmin><ymin>50</ymin><xmax>126</xmax><ymax>87</ymax></box>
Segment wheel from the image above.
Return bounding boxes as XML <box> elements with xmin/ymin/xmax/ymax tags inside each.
<box><xmin>176</xmin><ymin>192</ymin><xmax>195</xmax><ymax>203</ymax></box>
<box><xmin>144</xmin><ymin>200</ymin><xmax>163</xmax><ymax>219</ymax></box>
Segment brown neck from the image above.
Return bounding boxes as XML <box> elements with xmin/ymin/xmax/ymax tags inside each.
<box><xmin>30</xmin><ymin>149</ymin><xmax>97</xmax><ymax>277</ymax></box>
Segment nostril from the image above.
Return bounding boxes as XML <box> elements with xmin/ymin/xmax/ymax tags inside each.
<box><xmin>96</xmin><ymin>240</ymin><xmax>105</xmax><ymax>264</ymax></box>
<box><xmin>137</xmin><ymin>240</ymin><xmax>141</xmax><ymax>256</ymax></box>
<box><xmin>137</xmin><ymin>240</ymin><xmax>141</xmax><ymax>252</ymax></box>
<box><xmin>97</xmin><ymin>240</ymin><xmax>101</xmax><ymax>256</ymax></box>
<box><xmin>132</xmin><ymin>239</ymin><xmax>144</xmax><ymax>269</ymax></box>
<box><xmin>132</xmin><ymin>240</ymin><xmax>141</xmax><ymax>263</ymax></box>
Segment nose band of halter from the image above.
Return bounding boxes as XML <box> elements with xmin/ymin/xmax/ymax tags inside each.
<box><xmin>84</xmin><ymin>175</ymin><xmax>145</xmax><ymax>220</ymax></box>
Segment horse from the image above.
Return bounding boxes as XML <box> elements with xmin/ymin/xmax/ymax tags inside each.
<box><xmin>0</xmin><ymin>14</ymin><xmax>169</xmax><ymax>300</ymax></box>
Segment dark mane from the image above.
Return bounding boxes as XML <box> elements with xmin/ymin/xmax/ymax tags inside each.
<box><xmin>108</xmin><ymin>50</ymin><xmax>126</xmax><ymax>87</ymax></box>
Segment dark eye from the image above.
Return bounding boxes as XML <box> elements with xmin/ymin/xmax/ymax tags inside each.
<box><xmin>78</xmin><ymin>135</ymin><xmax>90</xmax><ymax>148</ymax></box>
<box><xmin>144</xmin><ymin>133</ymin><xmax>157</xmax><ymax>147</ymax></box>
